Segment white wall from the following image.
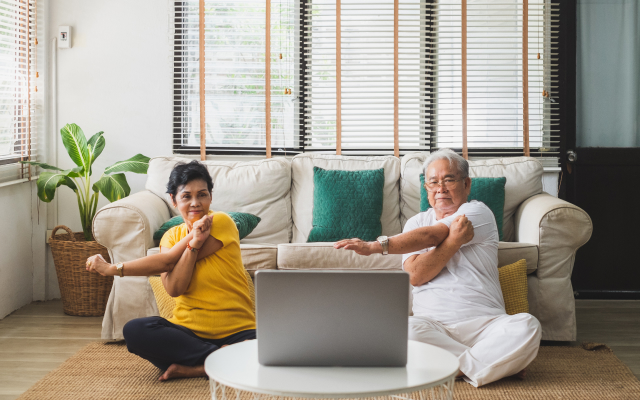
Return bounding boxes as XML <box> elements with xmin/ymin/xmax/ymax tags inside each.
<box><xmin>48</xmin><ymin>0</ymin><xmax>174</xmax><ymax>233</ymax></box>
<box><xmin>0</xmin><ymin>181</ymin><xmax>47</xmax><ymax>319</ymax></box>
<box><xmin>42</xmin><ymin>0</ymin><xmax>175</xmax><ymax>299</ymax></box>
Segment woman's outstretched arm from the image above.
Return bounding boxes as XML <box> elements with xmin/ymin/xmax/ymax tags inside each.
<box><xmin>86</xmin><ymin>214</ymin><xmax>219</xmax><ymax>277</ymax></box>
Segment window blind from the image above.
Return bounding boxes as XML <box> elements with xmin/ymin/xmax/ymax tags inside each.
<box><xmin>301</xmin><ymin>0</ymin><xmax>430</xmax><ymax>155</ymax></box>
<box><xmin>173</xmin><ymin>0</ymin><xmax>297</xmax><ymax>155</ymax></box>
<box><xmin>0</xmin><ymin>0</ymin><xmax>38</xmax><ymax>184</ymax></box>
<box><xmin>174</xmin><ymin>0</ymin><xmax>560</xmax><ymax>162</ymax></box>
<box><xmin>434</xmin><ymin>0</ymin><xmax>559</xmax><ymax>161</ymax></box>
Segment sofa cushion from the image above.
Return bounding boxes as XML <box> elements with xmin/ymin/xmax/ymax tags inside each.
<box><xmin>308</xmin><ymin>167</ymin><xmax>385</xmax><ymax>242</ymax></box>
<box><xmin>498</xmin><ymin>242</ymin><xmax>538</xmax><ymax>274</ymax></box>
<box><xmin>401</xmin><ymin>154</ymin><xmax>543</xmax><ymax>242</ymax></box>
<box><xmin>147</xmin><ymin>243</ymin><xmax>277</xmax><ymax>277</ymax></box>
<box><xmin>277</xmin><ymin>242</ymin><xmax>403</xmax><ymax>271</ymax></box>
<box><xmin>276</xmin><ymin>242</ymin><xmax>537</xmax><ymax>274</ymax></box>
<box><xmin>145</xmin><ymin>157</ymin><xmax>291</xmax><ymax>244</ymax></box>
<box><xmin>291</xmin><ymin>154</ymin><xmax>402</xmax><ymax>243</ymax></box>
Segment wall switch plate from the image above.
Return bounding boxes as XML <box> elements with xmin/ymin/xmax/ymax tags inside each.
<box><xmin>46</xmin><ymin>229</ymin><xmax>53</xmax><ymax>244</ymax></box>
<box><xmin>58</xmin><ymin>26</ymin><xmax>71</xmax><ymax>48</ymax></box>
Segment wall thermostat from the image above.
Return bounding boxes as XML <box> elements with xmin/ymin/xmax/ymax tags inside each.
<box><xmin>58</xmin><ymin>26</ymin><xmax>71</xmax><ymax>48</ymax></box>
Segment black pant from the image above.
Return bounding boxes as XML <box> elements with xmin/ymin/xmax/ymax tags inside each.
<box><xmin>123</xmin><ymin>316</ymin><xmax>256</xmax><ymax>370</ymax></box>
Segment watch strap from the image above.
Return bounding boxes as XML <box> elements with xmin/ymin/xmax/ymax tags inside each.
<box><xmin>116</xmin><ymin>262</ymin><xmax>124</xmax><ymax>277</ymax></box>
<box><xmin>377</xmin><ymin>236</ymin><xmax>389</xmax><ymax>255</ymax></box>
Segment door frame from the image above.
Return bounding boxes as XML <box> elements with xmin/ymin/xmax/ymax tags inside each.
<box><xmin>557</xmin><ymin>0</ymin><xmax>576</xmax><ymax>201</ymax></box>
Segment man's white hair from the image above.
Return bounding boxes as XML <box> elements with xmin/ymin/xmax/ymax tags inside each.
<box><xmin>422</xmin><ymin>149</ymin><xmax>469</xmax><ymax>179</ymax></box>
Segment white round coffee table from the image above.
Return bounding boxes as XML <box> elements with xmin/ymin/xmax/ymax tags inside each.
<box><xmin>204</xmin><ymin>340</ymin><xmax>459</xmax><ymax>400</ymax></box>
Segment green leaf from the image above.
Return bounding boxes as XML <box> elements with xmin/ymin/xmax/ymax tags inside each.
<box><xmin>92</xmin><ymin>173</ymin><xmax>131</xmax><ymax>202</ymax></box>
<box><xmin>36</xmin><ymin>171</ymin><xmax>78</xmax><ymax>203</ymax></box>
<box><xmin>67</xmin><ymin>166</ymin><xmax>84</xmax><ymax>178</ymax></box>
<box><xmin>104</xmin><ymin>153</ymin><xmax>150</xmax><ymax>175</ymax></box>
<box><xmin>87</xmin><ymin>131</ymin><xmax>105</xmax><ymax>163</ymax></box>
<box><xmin>60</xmin><ymin>123</ymin><xmax>90</xmax><ymax>170</ymax></box>
<box><xmin>19</xmin><ymin>161</ymin><xmax>63</xmax><ymax>171</ymax></box>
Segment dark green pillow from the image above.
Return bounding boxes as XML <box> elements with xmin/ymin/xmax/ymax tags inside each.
<box><xmin>419</xmin><ymin>174</ymin><xmax>506</xmax><ymax>241</ymax></box>
<box><xmin>307</xmin><ymin>167</ymin><xmax>385</xmax><ymax>242</ymax></box>
<box><xmin>153</xmin><ymin>212</ymin><xmax>261</xmax><ymax>241</ymax></box>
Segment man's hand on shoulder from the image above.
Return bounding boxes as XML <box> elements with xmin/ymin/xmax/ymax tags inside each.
<box><xmin>334</xmin><ymin>238</ymin><xmax>381</xmax><ymax>256</ymax></box>
<box><xmin>449</xmin><ymin>214</ymin><xmax>474</xmax><ymax>246</ymax></box>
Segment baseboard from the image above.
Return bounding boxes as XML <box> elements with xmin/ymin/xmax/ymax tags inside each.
<box><xmin>574</xmin><ymin>290</ymin><xmax>640</xmax><ymax>300</ymax></box>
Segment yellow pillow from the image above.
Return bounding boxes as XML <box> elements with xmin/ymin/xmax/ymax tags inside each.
<box><xmin>148</xmin><ymin>270</ymin><xmax>256</xmax><ymax>320</ymax></box>
<box><xmin>498</xmin><ymin>259</ymin><xmax>529</xmax><ymax>315</ymax></box>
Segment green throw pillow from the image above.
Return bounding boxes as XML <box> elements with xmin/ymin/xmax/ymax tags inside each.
<box><xmin>419</xmin><ymin>174</ymin><xmax>506</xmax><ymax>241</ymax></box>
<box><xmin>153</xmin><ymin>212</ymin><xmax>261</xmax><ymax>241</ymax></box>
<box><xmin>307</xmin><ymin>167</ymin><xmax>385</xmax><ymax>242</ymax></box>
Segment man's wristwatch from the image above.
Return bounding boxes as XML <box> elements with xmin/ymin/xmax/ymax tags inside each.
<box><xmin>115</xmin><ymin>262</ymin><xmax>124</xmax><ymax>277</ymax></box>
<box><xmin>376</xmin><ymin>236</ymin><xmax>389</xmax><ymax>255</ymax></box>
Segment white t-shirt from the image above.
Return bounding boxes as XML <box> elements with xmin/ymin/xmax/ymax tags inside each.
<box><xmin>402</xmin><ymin>201</ymin><xmax>505</xmax><ymax>324</ymax></box>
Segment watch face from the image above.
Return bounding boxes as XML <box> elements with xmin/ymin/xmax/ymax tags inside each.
<box><xmin>377</xmin><ymin>236</ymin><xmax>388</xmax><ymax>242</ymax></box>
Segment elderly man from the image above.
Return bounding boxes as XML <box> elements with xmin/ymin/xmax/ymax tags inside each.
<box><xmin>335</xmin><ymin>149</ymin><xmax>541</xmax><ymax>387</ymax></box>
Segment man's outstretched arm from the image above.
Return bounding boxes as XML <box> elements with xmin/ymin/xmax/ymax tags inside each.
<box><xmin>334</xmin><ymin>223</ymin><xmax>450</xmax><ymax>256</ymax></box>
<box><xmin>404</xmin><ymin>215</ymin><xmax>474</xmax><ymax>286</ymax></box>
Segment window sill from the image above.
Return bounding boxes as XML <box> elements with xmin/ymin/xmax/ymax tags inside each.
<box><xmin>0</xmin><ymin>176</ymin><xmax>39</xmax><ymax>189</ymax></box>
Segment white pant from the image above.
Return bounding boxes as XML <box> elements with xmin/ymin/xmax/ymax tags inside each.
<box><xmin>409</xmin><ymin>313</ymin><xmax>542</xmax><ymax>387</ymax></box>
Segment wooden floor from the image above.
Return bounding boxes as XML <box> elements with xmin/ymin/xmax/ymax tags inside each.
<box><xmin>0</xmin><ymin>300</ymin><xmax>638</xmax><ymax>399</ymax></box>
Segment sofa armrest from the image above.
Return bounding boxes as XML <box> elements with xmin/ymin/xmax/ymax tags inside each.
<box><xmin>514</xmin><ymin>193</ymin><xmax>593</xmax><ymax>341</ymax></box>
<box><xmin>92</xmin><ymin>190</ymin><xmax>171</xmax><ymax>340</ymax></box>
<box><xmin>93</xmin><ymin>190</ymin><xmax>170</xmax><ymax>261</ymax></box>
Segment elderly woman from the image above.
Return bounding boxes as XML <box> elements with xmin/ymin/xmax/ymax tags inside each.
<box><xmin>86</xmin><ymin>160</ymin><xmax>255</xmax><ymax>381</ymax></box>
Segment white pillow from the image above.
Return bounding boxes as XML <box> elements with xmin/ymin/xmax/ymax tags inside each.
<box><xmin>145</xmin><ymin>157</ymin><xmax>292</xmax><ymax>244</ymax></box>
<box><xmin>400</xmin><ymin>154</ymin><xmax>543</xmax><ymax>242</ymax></box>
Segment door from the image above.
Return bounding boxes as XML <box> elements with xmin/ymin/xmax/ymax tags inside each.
<box><xmin>564</xmin><ymin>1</ymin><xmax>640</xmax><ymax>299</ymax></box>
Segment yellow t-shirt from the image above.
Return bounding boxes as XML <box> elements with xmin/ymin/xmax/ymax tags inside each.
<box><xmin>159</xmin><ymin>211</ymin><xmax>256</xmax><ymax>339</ymax></box>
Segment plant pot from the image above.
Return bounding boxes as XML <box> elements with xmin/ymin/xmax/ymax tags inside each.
<box><xmin>49</xmin><ymin>225</ymin><xmax>114</xmax><ymax>316</ymax></box>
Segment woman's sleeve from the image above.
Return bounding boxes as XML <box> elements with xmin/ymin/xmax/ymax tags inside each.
<box><xmin>211</xmin><ymin>213</ymin><xmax>240</xmax><ymax>248</ymax></box>
<box><xmin>159</xmin><ymin>227</ymin><xmax>177</xmax><ymax>249</ymax></box>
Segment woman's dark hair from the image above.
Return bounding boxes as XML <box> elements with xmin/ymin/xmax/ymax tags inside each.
<box><xmin>166</xmin><ymin>160</ymin><xmax>214</xmax><ymax>198</ymax></box>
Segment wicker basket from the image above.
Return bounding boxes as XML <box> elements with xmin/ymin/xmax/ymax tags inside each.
<box><xmin>49</xmin><ymin>225</ymin><xmax>114</xmax><ymax>316</ymax></box>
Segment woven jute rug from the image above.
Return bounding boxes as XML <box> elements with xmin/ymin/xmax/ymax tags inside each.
<box><xmin>17</xmin><ymin>342</ymin><xmax>640</xmax><ymax>400</ymax></box>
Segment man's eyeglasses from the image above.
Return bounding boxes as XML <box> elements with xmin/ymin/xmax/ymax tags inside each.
<box><xmin>424</xmin><ymin>178</ymin><xmax>464</xmax><ymax>192</ymax></box>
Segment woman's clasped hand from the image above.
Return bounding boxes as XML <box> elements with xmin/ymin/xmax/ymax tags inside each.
<box><xmin>190</xmin><ymin>213</ymin><xmax>214</xmax><ymax>249</ymax></box>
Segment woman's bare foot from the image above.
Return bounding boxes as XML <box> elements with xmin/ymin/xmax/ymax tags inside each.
<box><xmin>158</xmin><ymin>364</ymin><xmax>206</xmax><ymax>381</ymax></box>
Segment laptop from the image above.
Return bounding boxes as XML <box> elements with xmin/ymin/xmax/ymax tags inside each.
<box><xmin>255</xmin><ymin>270</ymin><xmax>410</xmax><ymax>367</ymax></box>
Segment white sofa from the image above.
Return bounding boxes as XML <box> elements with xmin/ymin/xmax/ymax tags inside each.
<box><xmin>93</xmin><ymin>154</ymin><xmax>592</xmax><ymax>341</ymax></box>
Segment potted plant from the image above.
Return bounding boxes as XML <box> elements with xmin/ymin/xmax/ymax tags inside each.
<box><xmin>22</xmin><ymin>123</ymin><xmax>150</xmax><ymax>316</ymax></box>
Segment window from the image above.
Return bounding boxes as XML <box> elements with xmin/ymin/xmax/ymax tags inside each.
<box><xmin>173</xmin><ymin>0</ymin><xmax>296</xmax><ymax>155</ymax></box>
<box><xmin>301</xmin><ymin>0</ymin><xmax>428</xmax><ymax>154</ymax></box>
<box><xmin>0</xmin><ymin>0</ymin><xmax>38</xmax><ymax>183</ymax></box>
<box><xmin>434</xmin><ymin>0</ymin><xmax>559</xmax><ymax>159</ymax></box>
<box><xmin>174</xmin><ymin>0</ymin><xmax>559</xmax><ymax>161</ymax></box>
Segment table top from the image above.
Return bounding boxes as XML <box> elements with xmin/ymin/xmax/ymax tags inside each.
<box><xmin>204</xmin><ymin>340</ymin><xmax>459</xmax><ymax>398</ymax></box>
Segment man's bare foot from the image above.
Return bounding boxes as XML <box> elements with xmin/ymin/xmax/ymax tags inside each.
<box><xmin>515</xmin><ymin>368</ymin><xmax>526</xmax><ymax>380</ymax></box>
<box><xmin>158</xmin><ymin>364</ymin><xmax>206</xmax><ymax>381</ymax></box>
